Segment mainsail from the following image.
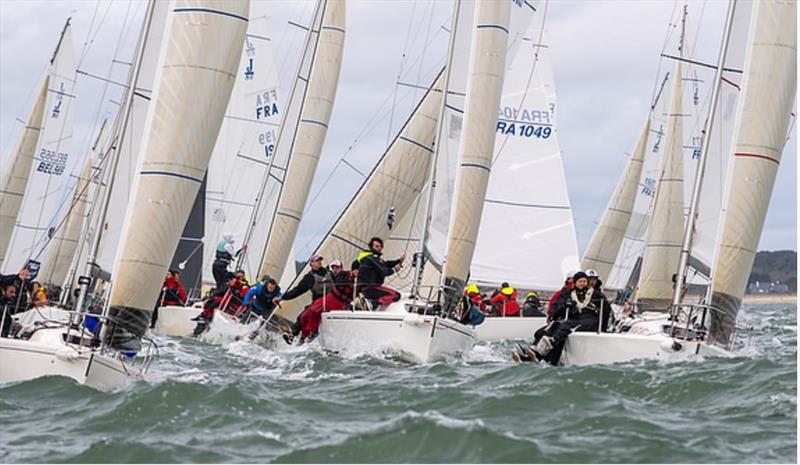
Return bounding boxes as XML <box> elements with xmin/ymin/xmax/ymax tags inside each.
<box><xmin>708</xmin><ymin>0</ymin><xmax>796</xmax><ymax>346</ymax></box>
<box><xmin>440</xmin><ymin>0</ymin><xmax>512</xmax><ymax>311</ymax></box>
<box><xmin>2</xmin><ymin>19</ymin><xmax>77</xmax><ymax>274</ymax></box>
<box><xmin>258</xmin><ymin>0</ymin><xmax>346</xmax><ymax>282</ymax></box>
<box><xmin>106</xmin><ymin>0</ymin><xmax>250</xmax><ymax>346</ymax></box>
<box><xmin>635</xmin><ymin>59</ymin><xmax>685</xmax><ymax>311</ymax></box>
<box><xmin>202</xmin><ymin>15</ymin><xmax>283</xmax><ymax>286</ymax></box>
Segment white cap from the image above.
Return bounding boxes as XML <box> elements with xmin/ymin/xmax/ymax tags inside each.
<box><xmin>586</xmin><ymin>269</ymin><xmax>599</xmax><ymax>278</ymax></box>
<box><xmin>330</xmin><ymin>260</ymin><xmax>343</xmax><ymax>267</ymax></box>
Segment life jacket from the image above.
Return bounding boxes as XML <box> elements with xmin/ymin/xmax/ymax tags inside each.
<box><xmin>311</xmin><ymin>269</ymin><xmax>334</xmax><ymax>300</ymax></box>
<box><xmin>215</xmin><ymin>240</ymin><xmax>233</xmax><ymax>264</ymax></box>
<box><xmin>255</xmin><ymin>285</ymin><xmax>280</xmax><ymax>311</ymax></box>
<box><xmin>329</xmin><ymin>272</ymin><xmax>354</xmax><ymax>303</ymax></box>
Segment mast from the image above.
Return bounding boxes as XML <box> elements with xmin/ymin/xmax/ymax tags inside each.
<box><xmin>670</xmin><ymin>0</ymin><xmax>737</xmax><ymax>309</ymax></box>
<box><xmin>410</xmin><ymin>0</ymin><xmax>462</xmax><ymax>298</ymax></box>
<box><xmin>50</xmin><ymin>17</ymin><xmax>72</xmax><ymax>65</ymax></box>
<box><xmin>258</xmin><ymin>0</ymin><xmax>346</xmax><ymax>282</ymax></box>
<box><xmin>73</xmin><ymin>0</ymin><xmax>157</xmax><ymax>314</ymax></box>
<box><xmin>440</xmin><ymin>0</ymin><xmax>512</xmax><ymax>314</ymax></box>
<box><xmin>707</xmin><ymin>0</ymin><xmax>796</xmax><ymax>346</ymax></box>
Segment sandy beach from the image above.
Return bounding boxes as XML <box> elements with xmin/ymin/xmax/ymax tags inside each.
<box><xmin>742</xmin><ymin>294</ymin><xmax>797</xmax><ymax>304</ymax></box>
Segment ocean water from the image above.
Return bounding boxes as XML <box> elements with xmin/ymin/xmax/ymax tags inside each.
<box><xmin>1</xmin><ymin>303</ymin><xmax>796</xmax><ymax>463</ymax></box>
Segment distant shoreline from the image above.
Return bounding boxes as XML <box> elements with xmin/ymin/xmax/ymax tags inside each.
<box><xmin>742</xmin><ymin>294</ymin><xmax>797</xmax><ymax>304</ymax></box>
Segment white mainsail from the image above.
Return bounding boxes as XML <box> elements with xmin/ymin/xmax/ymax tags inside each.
<box><xmin>202</xmin><ymin>15</ymin><xmax>283</xmax><ymax>285</ymax></box>
<box><xmin>106</xmin><ymin>0</ymin><xmax>250</xmax><ymax>344</ymax></box>
<box><xmin>259</xmin><ymin>0</ymin><xmax>346</xmax><ymax>282</ymax></box>
<box><xmin>581</xmin><ymin>116</ymin><xmax>650</xmax><ymax>280</ymax></box>
<box><xmin>440</xmin><ymin>0</ymin><xmax>512</xmax><ymax>310</ymax></box>
<box><xmin>635</xmin><ymin>59</ymin><xmax>685</xmax><ymax>311</ymax></box>
<box><xmin>708</xmin><ymin>0</ymin><xmax>796</xmax><ymax>346</ymax></box>
<box><xmin>92</xmin><ymin>0</ymin><xmax>170</xmax><ymax>275</ymax></box>
<box><xmin>0</xmin><ymin>76</ymin><xmax>49</xmax><ymax>269</ymax></box>
<box><xmin>2</xmin><ymin>21</ymin><xmax>77</xmax><ymax>274</ymax></box>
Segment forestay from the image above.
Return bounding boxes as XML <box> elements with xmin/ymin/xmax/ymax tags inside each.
<box><xmin>203</xmin><ymin>15</ymin><xmax>283</xmax><ymax>285</ymax></box>
<box><xmin>2</xmin><ymin>22</ymin><xmax>77</xmax><ymax>274</ymax></box>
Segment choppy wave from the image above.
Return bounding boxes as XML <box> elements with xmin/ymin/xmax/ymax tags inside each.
<box><xmin>1</xmin><ymin>303</ymin><xmax>795</xmax><ymax>463</ymax></box>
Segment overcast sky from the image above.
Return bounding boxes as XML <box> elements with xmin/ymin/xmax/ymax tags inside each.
<box><xmin>1</xmin><ymin>0</ymin><xmax>796</xmax><ymax>262</ymax></box>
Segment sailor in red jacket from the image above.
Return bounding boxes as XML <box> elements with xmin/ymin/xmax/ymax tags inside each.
<box><xmin>297</xmin><ymin>260</ymin><xmax>354</xmax><ymax>343</ymax></box>
<box><xmin>160</xmin><ymin>270</ymin><xmax>187</xmax><ymax>306</ymax></box>
<box><xmin>489</xmin><ymin>284</ymin><xmax>520</xmax><ymax>316</ymax></box>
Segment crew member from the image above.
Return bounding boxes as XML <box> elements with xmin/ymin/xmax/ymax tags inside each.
<box><xmin>351</xmin><ymin>237</ymin><xmax>404</xmax><ymax>308</ymax></box>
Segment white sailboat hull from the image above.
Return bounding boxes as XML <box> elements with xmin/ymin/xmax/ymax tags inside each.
<box><xmin>319</xmin><ymin>301</ymin><xmax>477</xmax><ymax>363</ymax></box>
<box><xmin>13</xmin><ymin>305</ymin><xmax>72</xmax><ymax>326</ymax></box>
<box><xmin>152</xmin><ymin>305</ymin><xmax>202</xmax><ymax>337</ymax></box>
<box><xmin>0</xmin><ymin>327</ymin><xmax>134</xmax><ymax>391</ymax></box>
<box><xmin>476</xmin><ymin>316</ymin><xmax>546</xmax><ymax>342</ymax></box>
<box><xmin>153</xmin><ymin>305</ymin><xmax>258</xmax><ymax>343</ymax></box>
<box><xmin>561</xmin><ymin>315</ymin><xmax>729</xmax><ymax>366</ymax></box>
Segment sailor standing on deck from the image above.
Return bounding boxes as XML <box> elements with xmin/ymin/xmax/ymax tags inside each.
<box><xmin>212</xmin><ymin>233</ymin><xmax>246</xmax><ymax>290</ymax></box>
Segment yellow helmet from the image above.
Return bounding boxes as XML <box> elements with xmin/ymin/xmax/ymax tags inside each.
<box><xmin>466</xmin><ymin>284</ymin><xmax>480</xmax><ymax>294</ymax></box>
<box><xmin>501</xmin><ymin>286</ymin><xmax>514</xmax><ymax>296</ymax></box>
<box><xmin>527</xmin><ymin>291</ymin><xmax>538</xmax><ymax>298</ymax></box>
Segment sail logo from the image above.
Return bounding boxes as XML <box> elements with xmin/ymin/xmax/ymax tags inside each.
<box><xmin>688</xmin><ymin>136</ymin><xmax>702</xmax><ymax>159</ymax></box>
<box><xmin>245</xmin><ymin>37</ymin><xmax>256</xmax><ymax>57</ymax></box>
<box><xmin>52</xmin><ymin>82</ymin><xmax>65</xmax><ymax>118</ymax></box>
<box><xmin>496</xmin><ymin>106</ymin><xmax>552</xmax><ymax>139</ymax></box>
<box><xmin>245</xmin><ymin>58</ymin><xmax>255</xmax><ymax>80</ymax></box>
<box><xmin>36</xmin><ymin>148</ymin><xmax>68</xmax><ymax>175</ymax></box>
<box><xmin>259</xmin><ymin>129</ymin><xmax>277</xmax><ymax>159</ymax></box>
<box><xmin>255</xmin><ymin>90</ymin><xmax>279</xmax><ymax>120</ymax></box>
<box><xmin>640</xmin><ymin>177</ymin><xmax>656</xmax><ymax>197</ymax></box>
<box><xmin>652</xmin><ymin>125</ymin><xmax>664</xmax><ymax>153</ymax></box>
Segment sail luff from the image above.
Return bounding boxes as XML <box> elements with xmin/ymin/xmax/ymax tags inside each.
<box><xmin>581</xmin><ymin>116</ymin><xmax>651</xmax><ymax>279</ymax></box>
<box><xmin>106</xmin><ymin>0</ymin><xmax>250</xmax><ymax>346</ymax></box>
<box><xmin>708</xmin><ymin>0</ymin><xmax>796</xmax><ymax>346</ymax></box>
<box><xmin>440</xmin><ymin>0</ymin><xmax>512</xmax><ymax>312</ymax></box>
<box><xmin>258</xmin><ymin>0</ymin><xmax>346</xmax><ymax>281</ymax></box>
<box><xmin>0</xmin><ymin>75</ymin><xmax>49</xmax><ymax>269</ymax></box>
<box><xmin>635</xmin><ymin>59</ymin><xmax>685</xmax><ymax>311</ymax></box>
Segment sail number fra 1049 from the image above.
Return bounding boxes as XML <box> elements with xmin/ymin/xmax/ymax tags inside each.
<box><xmin>496</xmin><ymin>106</ymin><xmax>553</xmax><ymax>139</ymax></box>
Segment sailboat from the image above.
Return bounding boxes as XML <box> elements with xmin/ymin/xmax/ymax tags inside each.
<box><xmin>562</xmin><ymin>0</ymin><xmax>796</xmax><ymax>366</ymax></box>
<box><xmin>0</xmin><ymin>0</ymin><xmax>250</xmax><ymax>389</ymax></box>
<box><xmin>153</xmin><ymin>12</ymin><xmax>285</xmax><ymax>339</ymax></box>
<box><xmin>287</xmin><ymin>0</ymin><xmax>519</xmax><ymax>363</ymax></box>
<box><xmin>154</xmin><ymin>0</ymin><xmax>346</xmax><ymax>341</ymax></box>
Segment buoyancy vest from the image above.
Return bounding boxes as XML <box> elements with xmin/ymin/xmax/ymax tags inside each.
<box><xmin>311</xmin><ymin>269</ymin><xmax>334</xmax><ymax>300</ymax></box>
<box><xmin>255</xmin><ymin>286</ymin><xmax>280</xmax><ymax>311</ymax></box>
<box><xmin>215</xmin><ymin>241</ymin><xmax>234</xmax><ymax>265</ymax></box>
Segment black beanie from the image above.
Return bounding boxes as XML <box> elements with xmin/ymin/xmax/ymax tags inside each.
<box><xmin>573</xmin><ymin>271</ymin><xmax>588</xmax><ymax>282</ymax></box>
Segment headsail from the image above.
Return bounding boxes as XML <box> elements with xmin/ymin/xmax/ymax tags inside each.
<box><xmin>708</xmin><ymin>0</ymin><xmax>796</xmax><ymax>346</ymax></box>
<box><xmin>106</xmin><ymin>0</ymin><xmax>250</xmax><ymax>346</ymax></box>
<box><xmin>258</xmin><ymin>0</ymin><xmax>346</xmax><ymax>282</ymax></box>
<box><xmin>2</xmin><ymin>20</ymin><xmax>77</xmax><ymax>274</ymax></box>
<box><xmin>581</xmin><ymin>116</ymin><xmax>651</xmax><ymax>280</ymax></box>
